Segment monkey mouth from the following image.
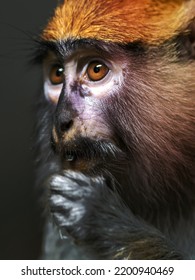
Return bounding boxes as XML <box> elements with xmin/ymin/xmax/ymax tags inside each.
<box><xmin>61</xmin><ymin>139</ymin><xmax>104</xmax><ymax>168</ymax></box>
<box><xmin>63</xmin><ymin>149</ymin><xmax>87</xmax><ymax>162</ymax></box>
<box><xmin>61</xmin><ymin>145</ymin><xmax>101</xmax><ymax>172</ymax></box>
<box><xmin>62</xmin><ymin>149</ymin><xmax>98</xmax><ymax>172</ymax></box>
<box><xmin>64</xmin><ymin>151</ymin><xmax>77</xmax><ymax>162</ymax></box>
<box><xmin>53</xmin><ymin>136</ymin><xmax>126</xmax><ymax>172</ymax></box>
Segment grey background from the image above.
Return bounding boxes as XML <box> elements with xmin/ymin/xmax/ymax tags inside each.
<box><xmin>0</xmin><ymin>1</ymin><xmax>57</xmax><ymax>259</ymax></box>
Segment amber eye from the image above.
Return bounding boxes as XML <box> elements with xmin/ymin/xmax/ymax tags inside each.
<box><xmin>86</xmin><ymin>61</ymin><xmax>109</xmax><ymax>81</ymax></box>
<box><xmin>49</xmin><ymin>65</ymin><xmax>64</xmax><ymax>85</ymax></box>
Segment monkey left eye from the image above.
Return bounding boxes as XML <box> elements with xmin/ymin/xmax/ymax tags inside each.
<box><xmin>49</xmin><ymin>65</ymin><xmax>64</xmax><ymax>85</ymax></box>
<box><xmin>86</xmin><ymin>61</ymin><xmax>109</xmax><ymax>82</ymax></box>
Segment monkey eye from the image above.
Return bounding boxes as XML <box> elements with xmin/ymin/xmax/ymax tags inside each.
<box><xmin>49</xmin><ymin>65</ymin><xmax>64</xmax><ymax>85</ymax></box>
<box><xmin>86</xmin><ymin>61</ymin><xmax>109</xmax><ymax>82</ymax></box>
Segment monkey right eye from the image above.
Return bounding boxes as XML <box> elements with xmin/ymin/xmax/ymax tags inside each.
<box><xmin>86</xmin><ymin>61</ymin><xmax>109</xmax><ymax>82</ymax></box>
<box><xmin>49</xmin><ymin>65</ymin><xmax>64</xmax><ymax>85</ymax></box>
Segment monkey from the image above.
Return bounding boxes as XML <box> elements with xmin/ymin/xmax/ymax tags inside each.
<box><xmin>34</xmin><ymin>0</ymin><xmax>195</xmax><ymax>259</ymax></box>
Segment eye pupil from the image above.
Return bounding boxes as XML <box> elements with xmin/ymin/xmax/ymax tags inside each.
<box><xmin>56</xmin><ymin>68</ymin><xmax>64</xmax><ymax>77</ymax></box>
<box><xmin>93</xmin><ymin>65</ymin><xmax>102</xmax><ymax>73</ymax></box>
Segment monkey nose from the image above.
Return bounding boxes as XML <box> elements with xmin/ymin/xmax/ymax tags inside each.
<box><xmin>54</xmin><ymin>101</ymin><xmax>76</xmax><ymax>137</ymax></box>
<box><xmin>55</xmin><ymin>118</ymin><xmax>74</xmax><ymax>137</ymax></box>
<box><xmin>52</xmin><ymin>119</ymin><xmax>74</xmax><ymax>148</ymax></box>
<box><xmin>54</xmin><ymin>91</ymin><xmax>78</xmax><ymax>138</ymax></box>
<box><xmin>59</xmin><ymin>119</ymin><xmax>74</xmax><ymax>133</ymax></box>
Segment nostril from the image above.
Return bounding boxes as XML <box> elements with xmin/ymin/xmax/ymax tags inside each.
<box><xmin>54</xmin><ymin>102</ymin><xmax>76</xmax><ymax>135</ymax></box>
<box><xmin>60</xmin><ymin>119</ymin><xmax>74</xmax><ymax>132</ymax></box>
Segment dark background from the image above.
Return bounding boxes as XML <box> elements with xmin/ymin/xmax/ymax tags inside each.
<box><xmin>0</xmin><ymin>1</ymin><xmax>57</xmax><ymax>259</ymax></box>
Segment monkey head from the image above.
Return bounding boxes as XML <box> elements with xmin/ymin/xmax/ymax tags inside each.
<box><xmin>38</xmin><ymin>0</ymin><xmax>195</xmax><ymax>190</ymax></box>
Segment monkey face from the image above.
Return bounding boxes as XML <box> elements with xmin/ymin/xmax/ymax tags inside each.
<box><xmin>43</xmin><ymin>41</ymin><xmax>125</xmax><ymax>172</ymax></box>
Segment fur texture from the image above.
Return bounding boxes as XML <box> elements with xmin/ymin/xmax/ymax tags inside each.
<box><xmin>42</xmin><ymin>0</ymin><xmax>195</xmax><ymax>44</ymax></box>
<box><xmin>35</xmin><ymin>0</ymin><xmax>195</xmax><ymax>259</ymax></box>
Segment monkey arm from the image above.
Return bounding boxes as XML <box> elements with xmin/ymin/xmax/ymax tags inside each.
<box><xmin>49</xmin><ymin>171</ymin><xmax>184</xmax><ymax>260</ymax></box>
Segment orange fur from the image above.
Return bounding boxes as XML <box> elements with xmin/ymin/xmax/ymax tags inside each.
<box><xmin>42</xmin><ymin>0</ymin><xmax>195</xmax><ymax>44</ymax></box>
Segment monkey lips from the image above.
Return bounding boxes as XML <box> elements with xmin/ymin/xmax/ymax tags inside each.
<box><xmin>51</xmin><ymin>135</ymin><xmax>126</xmax><ymax>173</ymax></box>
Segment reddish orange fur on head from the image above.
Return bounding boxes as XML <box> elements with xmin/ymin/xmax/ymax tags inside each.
<box><xmin>42</xmin><ymin>0</ymin><xmax>195</xmax><ymax>44</ymax></box>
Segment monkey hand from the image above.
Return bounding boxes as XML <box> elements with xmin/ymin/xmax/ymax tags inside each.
<box><xmin>48</xmin><ymin>171</ymin><xmax>184</xmax><ymax>259</ymax></box>
<box><xmin>49</xmin><ymin>171</ymin><xmax>104</xmax><ymax>240</ymax></box>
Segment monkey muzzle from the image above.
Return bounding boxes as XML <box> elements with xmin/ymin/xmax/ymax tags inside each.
<box><xmin>51</xmin><ymin>125</ymin><xmax>125</xmax><ymax>173</ymax></box>
<box><xmin>51</xmin><ymin>125</ymin><xmax>100</xmax><ymax>171</ymax></box>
